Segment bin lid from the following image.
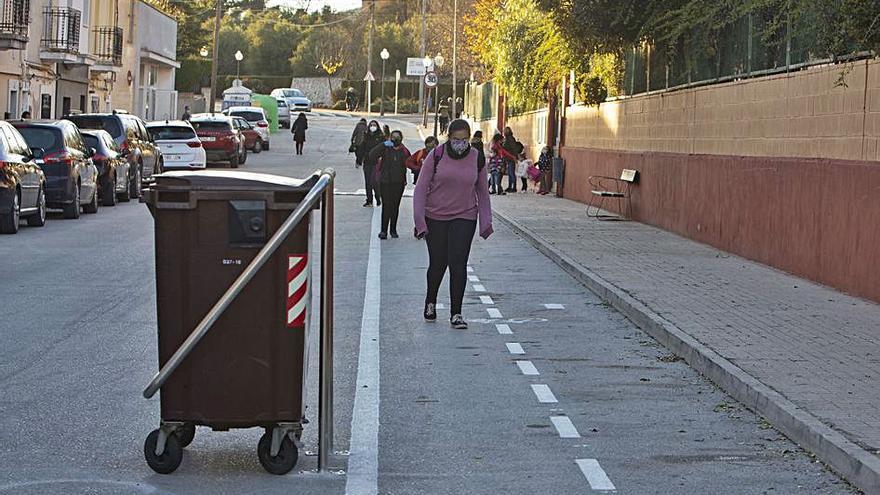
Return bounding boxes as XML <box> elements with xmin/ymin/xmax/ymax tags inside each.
<box><xmin>153</xmin><ymin>170</ymin><xmax>319</xmax><ymax>192</ymax></box>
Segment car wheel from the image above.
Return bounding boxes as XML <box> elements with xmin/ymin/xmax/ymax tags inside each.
<box><xmin>119</xmin><ymin>169</ymin><xmax>131</xmax><ymax>202</ymax></box>
<box><xmin>253</xmin><ymin>139</ymin><xmax>262</xmax><ymax>154</ymax></box>
<box><xmin>0</xmin><ymin>188</ymin><xmax>20</xmax><ymax>234</ymax></box>
<box><xmin>27</xmin><ymin>186</ymin><xmax>47</xmax><ymax>227</ymax></box>
<box><xmin>240</xmin><ymin>149</ymin><xmax>247</xmax><ymax>165</ymax></box>
<box><xmin>63</xmin><ymin>182</ymin><xmax>81</xmax><ymax>219</ymax></box>
<box><xmin>83</xmin><ymin>182</ymin><xmax>99</xmax><ymax>214</ymax></box>
<box><xmin>129</xmin><ymin>166</ymin><xmax>142</xmax><ymax>200</ymax></box>
<box><xmin>230</xmin><ymin>152</ymin><xmax>239</xmax><ymax>169</ymax></box>
<box><xmin>263</xmin><ymin>141</ymin><xmax>270</xmax><ymax>151</ymax></box>
<box><xmin>102</xmin><ymin>174</ymin><xmax>118</xmax><ymax>207</ymax></box>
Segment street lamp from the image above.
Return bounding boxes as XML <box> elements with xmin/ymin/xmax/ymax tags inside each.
<box><xmin>422</xmin><ymin>56</ymin><xmax>433</xmax><ymax>127</ymax></box>
<box><xmin>380</xmin><ymin>48</ymin><xmax>389</xmax><ymax>116</ymax></box>
<box><xmin>234</xmin><ymin>50</ymin><xmax>244</xmax><ymax>80</ymax></box>
<box><xmin>432</xmin><ymin>53</ymin><xmax>444</xmax><ymax>138</ymax></box>
<box><xmin>199</xmin><ymin>46</ymin><xmax>209</xmax><ymax>58</ymax></box>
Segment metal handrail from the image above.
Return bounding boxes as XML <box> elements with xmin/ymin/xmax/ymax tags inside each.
<box><xmin>143</xmin><ymin>168</ymin><xmax>336</xmax><ymax>399</ymax></box>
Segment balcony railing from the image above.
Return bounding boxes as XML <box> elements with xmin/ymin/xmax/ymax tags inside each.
<box><xmin>0</xmin><ymin>0</ymin><xmax>29</xmax><ymax>48</ymax></box>
<box><xmin>93</xmin><ymin>26</ymin><xmax>122</xmax><ymax>66</ymax></box>
<box><xmin>41</xmin><ymin>6</ymin><xmax>80</xmax><ymax>53</ymax></box>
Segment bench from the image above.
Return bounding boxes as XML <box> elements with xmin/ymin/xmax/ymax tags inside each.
<box><xmin>587</xmin><ymin>169</ymin><xmax>638</xmax><ymax>220</ymax></box>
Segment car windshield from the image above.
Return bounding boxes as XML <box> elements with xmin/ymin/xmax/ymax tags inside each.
<box><xmin>66</xmin><ymin>116</ymin><xmax>123</xmax><ymax>139</ymax></box>
<box><xmin>17</xmin><ymin>127</ymin><xmax>62</xmax><ymax>152</ymax></box>
<box><xmin>148</xmin><ymin>126</ymin><xmax>197</xmax><ymax>140</ymax></box>
<box><xmin>191</xmin><ymin>121</ymin><xmax>230</xmax><ymax>131</ymax></box>
<box><xmin>228</xmin><ymin>111</ymin><xmax>264</xmax><ymax>122</ymax></box>
<box><xmin>283</xmin><ymin>89</ymin><xmax>304</xmax><ymax>98</ymax></box>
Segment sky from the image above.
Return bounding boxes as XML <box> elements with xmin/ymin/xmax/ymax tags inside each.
<box><xmin>267</xmin><ymin>0</ymin><xmax>362</xmax><ymax>12</ymax></box>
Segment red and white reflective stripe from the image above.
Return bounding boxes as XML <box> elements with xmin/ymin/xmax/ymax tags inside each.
<box><xmin>287</xmin><ymin>255</ymin><xmax>308</xmax><ymax>328</ymax></box>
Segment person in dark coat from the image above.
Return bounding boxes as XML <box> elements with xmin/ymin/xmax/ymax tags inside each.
<box><xmin>502</xmin><ymin>126</ymin><xmax>519</xmax><ymax>192</ymax></box>
<box><xmin>368</xmin><ymin>129</ymin><xmax>410</xmax><ymax>239</ymax></box>
<box><xmin>359</xmin><ymin>119</ymin><xmax>385</xmax><ymax>207</ymax></box>
<box><xmin>291</xmin><ymin>113</ymin><xmax>308</xmax><ymax>155</ymax></box>
<box><xmin>351</xmin><ymin>118</ymin><xmax>368</xmax><ymax>166</ymax></box>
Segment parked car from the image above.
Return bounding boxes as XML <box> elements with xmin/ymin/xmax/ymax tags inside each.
<box><xmin>276</xmin><ymin>98</ymin><xmax>290</xmax><ymax>128</ymax></box>
<box><xmin>0</xmin><ymin>121</ymin><xmax>47</xmax><ymax>234</ymax></box>
<box><xmin>66</xmin><ymin>113</ymin><xmax>162</xmax><ymax>200</ymax></box>
<box><xmin>222</xmin><ymin>106</ymin><xmax>270</xmax><ymax>150</ymax></box>
<box><xmin>231</xmin><ymin>117</ymin><xmax>262</xmax><ymax>154</ymax></box>
<box><xmin>13</xmin><ymin>120</ymin><xmax>99</xmax><ymax>219</ymax></box>
<box><xmin>189</xmin><ymin>114</ymin><xmax>246</xmax><ymax>168</ymax></box>
<box><xmin>270</xmin><ymin>88</ymin><xmax>312</xmax><ymax>113</ymax></box>
<box><xmin>146</xmin><ymin>120</ymin><xmax>207</xmax><ymax>170</ymax></box>
<box><xmin>82</xmin><ymin>129</ymin><xmax>131</xmax><ymax>206</ymax></box>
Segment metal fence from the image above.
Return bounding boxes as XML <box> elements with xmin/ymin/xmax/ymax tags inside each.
<box><xmin>463</xmin><ymin>80</ymin><xmax>496</xmax><ymax>121</ymax></box>
<box><xmin>41</xmin><ymin>6</ymin><xmax>80</xmax><ymax>53</ymax></box>
<box><xmin>623</xmin><ymin>13</ymin><xmax>868</xmax><ymax>96</ymax></box>
<box><xmin>0</xmin><ymin>0</ymin><xmax>29</xmax><ymax>40</ymax></box>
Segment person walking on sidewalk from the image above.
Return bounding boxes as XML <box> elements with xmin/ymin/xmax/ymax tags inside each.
<box><xmin>369</xmin><ymin>129</ymin><xmax>411</xmax><ymax>239</ymax></box>
<box><xmin>502</xmin><ymin>127</ymin><xmax>520</xmax><ymax>192</ymax></box>
<box><xmin>406</xmin><ymin>135</ymin><xmax>438</xmax><ymax>186</ymax></box>
<box><xmin>413</xmin><ymin>119</ymin><xmax>493</xmax><ymax>330</ymax></box>
<box><xmin>291</xmin><ymin>112</ymin><xmax>308</xmax><ymax>155</ymax></box>
<box><xmin>359</xmin><ymin>120</ymin><xmax>384</xmax><ymax>207</ymax></box>
<box><xmin>537</xmin><ymin>146</ymin><xmax>553</xmax><ymax>195</ymax></box>
<box><xmin>350</xmin><ymin>118</ymin><xmax>367</xmax><ymax>166</ymax></box>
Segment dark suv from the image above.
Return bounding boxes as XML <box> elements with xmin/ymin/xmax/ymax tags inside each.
<box><xmin>0</xmin><ymin>121</ymin><xmax>47</xmax><ymax>234</ymax></box>
<box><xmin>13</xmin><ymin>120</ymin><xmax>99</xmax><ymax>219</ymax></box>
<box><xmin>66</xmin><ymin>113</ymin><xmax>161</xmax><ymax>199</ymax></box>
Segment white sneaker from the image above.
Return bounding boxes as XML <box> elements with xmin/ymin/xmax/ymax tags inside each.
<box><xmin>450</xmin><ymin>314</ymin><xmax>468</xmax><ymax>330</ymax></box>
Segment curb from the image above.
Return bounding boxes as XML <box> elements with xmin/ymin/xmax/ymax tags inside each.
<box><xmin>494</xmin><ymin>210</ymin><xmax>880</xmax><ymax>494</ymax></box>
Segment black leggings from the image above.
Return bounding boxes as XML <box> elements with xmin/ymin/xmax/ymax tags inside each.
<box><xmin>425</xmin><ymin>217</ymin><xmax>477</xmax><ymax>316</ymax></box>
<box><xmin>362</xmin><ymin>164</ymin><xmax>381</xmax><ymax>204</ymax></box>
<box><xmin>295</xmin><ymin>141</ymin><xmax>304</xmax><ymax>154</ymax></box>
<box><xmin>380</xmin><ymin>182</ymin><xmax>405</xmax><ymax>234</ymax></box>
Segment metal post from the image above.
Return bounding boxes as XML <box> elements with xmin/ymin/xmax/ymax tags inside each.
<box><xmin>418</xmin><ymin>0</ymin><xmax>426</xmax><ymax>114</ymax></box>
<box><xmin>451</xmin><ymin>0</ymin><xmax>457</xmax><ymax>117</ymax></box>
<box><xmin>209</xmin><ymin>0</ymin><xmax>221</xmax><ymax>113</ymax></box>
<box><xmin>367</xmin><ymin>0</ymin><xmax>375</xmax><ymax>114</ymax></box>
<box><xmin>380</xmin><ymin>58</ymin><xmax>386</xmax><ymax>116</ymax></box>
<box><xmin>433</xmin><ymin>85</ymin><xmax>439</xmax><ymax>137</ymax></box>
<box><xmin>318</xmin><ymin>181</ymin><xmax>335</xmax><ymax>472</ymax></box>
<box><xmin>394</xmin><ymin>69</ymin><xmax>400</xmax><ymax>114</ymax></box>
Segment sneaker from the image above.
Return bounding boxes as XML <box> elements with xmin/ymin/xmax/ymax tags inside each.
<box><xmin>390</xmin><ymin>231</ymin><xmax>399</xmax><ymax>238</ymax></box>
<box><xmin>376</xmin><ymin>199</ymin><xmax>382</xmax><ymax>206</ymax></box>
<box><xmin>363</xmin><ymin>201</ymin><xmax>372</xmax><ymax>207</ymax></box>
<box><xmin>424</xmin><ymin>303</ymin><xmax>437</xmax><ymax>321</ymax></box>
<box><xmin>378</xmin><ymin>232</ymin><xmax>388</xmax><ymax>240</ymax></box>
<box><xmin>450</xmin><ymin>314</ymin><xmax>468</xmax><ymax>329</ymax></box>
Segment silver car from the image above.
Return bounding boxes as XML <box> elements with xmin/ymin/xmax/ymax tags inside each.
<box><xmin>276</xmin><ymin>98</ymin><xmax>290</xmax><ymax>128</ymax></box>
<box><xmin>271</xmin><ymin>88</ymin><xmax>312</xmax><ymax>113</ymax></box>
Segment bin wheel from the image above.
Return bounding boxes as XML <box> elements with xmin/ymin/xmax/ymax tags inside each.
<box><xmin>257</xmin><ymin>431</ymin><xmax>298</xmax><ymax>475</ymax></box>
<box><xmin>144</xmin><ymin>429</ymin><xmax>183</xmax><ymax>474</ymax></box>
<box><xmin>174</xmin><ymin>423</ymin><xmax>196</xmax><ymax>448</ymax></box>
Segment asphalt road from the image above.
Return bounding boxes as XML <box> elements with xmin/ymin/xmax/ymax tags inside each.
<box><xmin>0</xmin><ymin>111</ymin><xmax>857</xmax><ymax>494</ymax></box>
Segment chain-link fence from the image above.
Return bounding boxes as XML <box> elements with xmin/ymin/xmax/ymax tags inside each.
<box><xmin>623</xmin><ymin>13</ymin><xmax>869</xmax><ymax>96</ymax></box>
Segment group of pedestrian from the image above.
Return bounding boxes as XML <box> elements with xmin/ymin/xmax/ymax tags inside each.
<box><xmin>482</xmin><ymin>126</ymin><xmax>554</xmax><ymax>195</ymax></box>
<box><xmin>348</xmin><ymin>117</ymin><xmax>494</xmax><ymax>330</ymax></box>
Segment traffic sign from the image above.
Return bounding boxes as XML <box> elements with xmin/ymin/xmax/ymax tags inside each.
<box><xmin>363</xmin><ymin>71</ymin><xmax>375</xmax><ymax>82</ymax></box>
<box><xmin>407</xmin><ymin>57</ymin><xmax>428</xmax><ymax>76</ymax></box>
<box><xmin>424</xmin><ymin>71</ymin><xmax>438</xmax><ymax>88</ymax></box>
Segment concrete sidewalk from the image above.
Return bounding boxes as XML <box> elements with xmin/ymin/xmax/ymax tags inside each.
<box><xmin>491</xmin><ymin>192</ymin><xmax>880</xmax><ymax>493</ymax></box>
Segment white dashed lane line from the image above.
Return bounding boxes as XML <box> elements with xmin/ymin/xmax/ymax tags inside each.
<box><xmin>543</xmin><ymin>303</ymin><xmax>565</xmax><ymax>309</ymax></box>
<box><xmin>473</xmin><ymin>284</ymin><xmax>486</xmax><ymax>292</ymax></box>
<box><xmin>505</xmin><ymin>343</ymin><xmax>525</xmax><ymax>355</ymax></box>
<box><xmin>530</xmin><ymin>384</ymin><xmax>558</xmax><ymax>403</ymax></box>
<box><xmin>480</xmin><ymin>295</ymin><xmax>494</xmax><ymax>305</ymax></box>
<box><xmin>576</xmin><ymin>459</ymin><xmax>616</xmax><ymax>491</ymax></box>
<box><xmin>550</xmin><ymin>416</ymin><xmax>580</xmax><ymax>438</ymax></box>
<box><xmin>468</xmin><ymin>275</ymin><xmax>480</xmax><ymax>282</ymax></box>
<box><xmin>487</xmin><ymin>308</ymin><xmax>503</xmax><ymax>318</ymax></box>
<box><xmin>515</xmin><ymin>360</ymin><xmax>539</xmax><ymax>376</ymax></box>
<box><xmin>496</xmin><ymin>324</ymin><xmax>513</xmax><ymax>335</ymax></box>
<box><xmin>467</xmin><ymin>266</ymin><xmax>474</xmax><ymax>273</ymax></box>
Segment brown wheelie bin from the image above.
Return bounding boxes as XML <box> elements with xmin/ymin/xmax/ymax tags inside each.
<box><xmin>142</xmin><ymin>170</ymin><xmax>319</xmax><ymax>475</ymax></box>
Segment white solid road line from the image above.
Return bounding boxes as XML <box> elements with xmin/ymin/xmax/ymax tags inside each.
<box><xmin>576</xmin><ymin>459</ymin><xmax>616</xmax><ymax>491</ymax></box>
<box><xmin>467</xmin><ymin>266</ymin><xmax>474</xmax><ymax>272</ymax></box>
<box><xmin>515</xmin><ymin>360</ymin><xmax>539</xmax><ymax>375</ymax></box>
<box><xmin>543</xmin><ymin>303</ymin><xmax>565</xmax><ymax>309</ymax></box>
<box><xmin>436</xmin><ymin>303</ymin><xmax>446</xmax><ymax>310</ymax></box>
<box><xmin>550</xmin><ymin>416</ymin><xmax>581</xmax><ymax>438</ymax></box>
<box><xmin>531</xmin><ymin>384</ymin><xmax>558</xmax><ymax>403</ymax></box>
<box><xmin>346</xmin><ymin>208</ymin><xmax>382</xmax><ymax>495</ymax></box>
<box><xmin>473</xmin><ymin>284</ymin><xmax>487</xmax><ymax>292</ymax></box>
<box><xmin>480</xmin><ymin>295</ymin><xmax>494</xmax><ymax>305</ymax></box>
<box><xmin>506</xmin><ymin>342</ymin><xmax>525</xmax><ymax>355</ymax></box>
<box><xmin>487</xmin><ymin>308</ymin><xmax>503</xmax><ymax>318</ymax></box>
<box><xmin>468</xmin><ymin>275</ymin><xmax>480</xmax><ymax>282</ymax></box>
<box><xmin>496</xmin><ymin>324</ymin><xmax>513</xmax><ymax>335</ymax></box>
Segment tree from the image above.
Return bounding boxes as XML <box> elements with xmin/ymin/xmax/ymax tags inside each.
<box><xmin>241</xmin><ymin>12</ymin><xmax>301</xmax><ymax>76</ymax></box>
<box><xmin>290</xmin><ymin>22</ymin><xmax>358</xmax><ymax>91</ymax></box>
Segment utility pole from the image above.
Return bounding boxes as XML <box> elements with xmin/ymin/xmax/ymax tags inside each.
<box><xmin>451</xmin><ymin>0</ymin><xmax>457</xmax><ymax>118</ymax></box>
<box><xmin>419</xmin><ymin>0</ymin><xmax>426</xmax><ymax>114</ymax></box>
<box><xmin>366</xmin><ymin>0</ymin><xmax>375</xmax><ymax>114</ymax></box>
<box><xmin>209</xmin><ymin>0</ymin><xmax>222</xmax><ymax>113</ymax></box>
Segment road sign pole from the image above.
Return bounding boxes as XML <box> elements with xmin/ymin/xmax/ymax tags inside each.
<box><xmin>394</xmin><ymin>70</ymin><xmax>400</xmax><ymax>115</ymax></box>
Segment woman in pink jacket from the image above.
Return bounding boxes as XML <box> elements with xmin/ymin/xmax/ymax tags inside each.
<box><xmin>413</xmin><ymin>119</ymin><xmax>493</xmax><ymax>329</ymax></box>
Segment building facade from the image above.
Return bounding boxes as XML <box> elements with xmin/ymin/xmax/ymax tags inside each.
<box><xmin>0</xmin><ymin>0</ymin><xmax>177</xmax><ymax>120</ymax></box>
